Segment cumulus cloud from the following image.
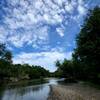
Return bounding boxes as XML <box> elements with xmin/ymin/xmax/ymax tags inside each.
<box><xmin>0</xmin><ymin>0</ymin><xmax>89</xmax><ymax>47</ymax></box>
<box><xmin>77</xmin><ymin>0</ymin><xmax>87</xmax><ymax>15</ymax></box>
<box><xmin>56</xmin><ymin>27</ymin><xmax>64</xmax><ymax>37</ymax></box>
<box><xmin>65</xmin><ymin>2</ymin><xmax>74</xmax><ymax>13</ymax></box>
<box><xmin>0</xmin><ymin>27</ymin><xmax>6</xmax><ymax>42</ymax></box>
<box><xmin>13</xmin><ymin>50</ymin><xmax>73</xmax><ymax>72</ymax></box>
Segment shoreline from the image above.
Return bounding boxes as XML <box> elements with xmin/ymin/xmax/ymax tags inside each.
<box><xmin>0</xmin><ymin>78</ymin><xmax>47</xmax><ymax>87</ymax></box>
<box><xmin>48</xmin><ymin>84</ymin><xmax>100</xmax><ymax>100</ymax></box>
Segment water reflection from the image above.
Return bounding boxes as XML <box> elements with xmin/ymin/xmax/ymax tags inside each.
<box><xmin>48</xmin><ymin>78</ymin><xmax>58</xmax><ymax>85</ymax></box>
<box><xmin>0</xmin><ymin>78</ymin><xmax>62</xmax><ymax>100</ymax></box>
<box><xmin>1</xmin><ymin>85</ymin><xmax>50</xmax><ymax>100</ymax></box>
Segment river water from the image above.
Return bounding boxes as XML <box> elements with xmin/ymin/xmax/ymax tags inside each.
<box><xmin>0</xmin><ymin>78</ymin><xmax>63</xmax><ymax>100</ymax></box>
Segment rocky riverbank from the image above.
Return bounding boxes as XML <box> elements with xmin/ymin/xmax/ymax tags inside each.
<box><xmin>48</xmin><ymin>83</ymin><xmax>100</xmax><ymax>100</ymax></box>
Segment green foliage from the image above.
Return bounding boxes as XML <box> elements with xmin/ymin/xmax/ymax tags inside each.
<box><xmin>55</xmin><ymin>59</ymin><xmax>74</xmax><ymax>78</ymax></box>
<box><xmin>0</xmin><ymin>43</ymin><xmax>50</xmax><ymax>82</ymax></box>
<box><xmin>0</xmin><ymin>43</ymin><xmax>12</xmax><ymax>80</ymax></box>
<box><xmin>55</xmin><ymin>7</ymin><xmax>100</xmax><ymax>83</ymax></box>
<box><xmin>55</xmin><ymin>60</ymin><xmax>61</xmax><ymax>68</ymax></box>
<box><xmin>74</xmin><ymin>7</ymin><xmax>100</xmax><ymax>81</ymax></box>
<box><xmin>0</xmin><ymin>43</ymin><xmax>12</xmax><ymax>63</ymax></box>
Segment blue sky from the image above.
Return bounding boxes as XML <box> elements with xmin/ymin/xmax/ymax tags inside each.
<box><xmin>0</xmin><ymin>0</ymin><xmax>100</xmax><ymax>72</ymax></box>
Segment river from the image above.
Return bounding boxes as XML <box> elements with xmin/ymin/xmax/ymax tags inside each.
<box><xmin>0</xmin><ymin>78</ymin><xmax>63</xmax><ymax>100</ymax></box>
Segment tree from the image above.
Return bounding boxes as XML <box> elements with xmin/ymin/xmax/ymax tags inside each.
<box><xmin>55</xmin><ymin>60</ymin><xmax>61</xmax><ymax>68</ymax></box>
<box><xmin>0</xmin><ymin>43</ymin><xmax>51</xmax><ymax>82</ymax></box>
<box><xmin>0</xmin><ymin>43</ymin><xmax>12</xmax><ymax>80</ymax></box>
<box><xmin>55</xmin><ymin>59</ymin><xmax>74</xmax><ymax>78</ymax></box>
<box><xmin>73</xmin><ymin>7</ymin><xmax>100</xmax><ymax>82</ymax></box>
<box><xmin>0</xmin><ymin>43</ymin><xmax>12</xmax><ymax>63</ymax></box>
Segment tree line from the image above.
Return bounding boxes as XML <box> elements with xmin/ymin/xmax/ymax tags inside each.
<box><xmin>54</xmin><ymin>7</ymin><xmax>100</xmax><ymax>84</ymax></box>
<box><xmin>0</xmin><ymin>44</ymin><xmax>50</xmax><ymax>82</ymax></box>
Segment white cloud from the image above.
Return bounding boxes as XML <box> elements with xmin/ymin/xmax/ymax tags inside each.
<box><xmin>56</xmin><ymin>27</ymin><xmax>64</xmax><ymax>37</ymax></box>
<box><xmin>0</xmin><ymin>0</ymin><xmax>89</xmax><ymax>48</ymax></box>
<box><xmin>13</xmin><ymin>50</ymin><xmax>73</xmax><ymax>72</ymax></box>
<box><xmin>78</xmin><ymin>0</ymin><xmax>84</xmax><ymax>5</ymax></box>
<box><xmin>0</xmin><ymin>27</ymin><xmax>8</xmax><ymax>43</ymax></box>
<box><xmin>3</xmin><ymin>25</ymin><xmax>49</xmax><ymax>48</ymax></box>
<box><xmin>78</xmin><ymin>5</ymin><xmax>86</xmax><ymax>15</ymax></box>
<box><xmin>65</xmin><ymin>3</ymin><xmax>74</xmax><ymax>13</ymax></box>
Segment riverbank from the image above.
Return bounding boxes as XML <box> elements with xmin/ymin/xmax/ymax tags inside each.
<box><xmin>0</xmin><ymin>78</ymin><xmax>47</xmax><ymax>87</ymax></box>
<box><xmin>48</xmin><ymin>83</ymin><xmax>100</xmax><ymax>100</ymax></box>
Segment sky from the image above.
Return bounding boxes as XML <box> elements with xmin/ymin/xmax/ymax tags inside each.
<box><xmin>0</xmin><ymin>0</ymin><xmax>100</xmax><ymax>72</ymax></box>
